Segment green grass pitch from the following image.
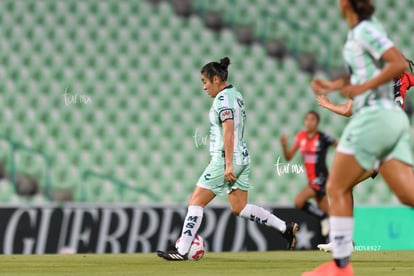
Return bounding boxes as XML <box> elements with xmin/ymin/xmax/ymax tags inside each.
<box><xmin>0</xmin><ymin>251</ymin><xmax>413</xmax><ymax>276</ymax></box>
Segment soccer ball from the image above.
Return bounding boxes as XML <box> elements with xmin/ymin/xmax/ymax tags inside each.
<box><xmin>176</xmin><ymin>234</ymin><xmax>206</xmax><ymax>261</ymax></box>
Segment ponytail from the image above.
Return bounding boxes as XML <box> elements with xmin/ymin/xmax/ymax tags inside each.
<box><xmin>201</xmin><ymin>57</ymin><xmax>231</xmax><ymax>82</ymax></box>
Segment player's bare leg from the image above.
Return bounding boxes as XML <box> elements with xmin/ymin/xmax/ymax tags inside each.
<box><xmin>315</xmin><ymin>195</ymin><xmax>330</xmax><ymax>237</ymax></box>
<box><xmin>295</xmin><ymin>186</ymin><xmax>329</xmax><ymax>236</ymax></box>
<box><xmin>379</xmin><ymin>159</ymin><xmax>414</xmax><ymax>207</ymax></box>
<box><xmin>316</xmin><ymin>169</ymin><xmax>376</xmax><ymax>251</ymax></box>
<box><xmin>304</xmin><ymin>152</ymin><xmax>366</xmax><ymax>275</ymax></box>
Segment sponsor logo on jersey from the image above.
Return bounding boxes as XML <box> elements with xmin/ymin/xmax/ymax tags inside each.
<box><xmin>237</xmin><ymin>97</ymin><xmax>244</xmax><ymax>107</ymax></box>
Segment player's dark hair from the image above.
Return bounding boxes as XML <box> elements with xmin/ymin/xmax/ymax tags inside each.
<box><xmin>406</xmin><ymin>58</ymin><xmax>414</xmax><ymax>73</ymax></box>
<box><xmin>306</xmin><ymin>110</ymin><xmax>320</xmax><ymax>123</ymax></box>
<box><xmin>349</xmin><ymin>0</ymin><xmax>375</xmax><ymax>21</ymax></box>
<box><xmin>201</xmin><ymin>57</ymin><xmax>230</xmax><ymax>82</ymax></box>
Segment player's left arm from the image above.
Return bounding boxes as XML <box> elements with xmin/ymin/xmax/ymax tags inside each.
<box><xmin>317</xmin><ymin>95</ymin><xmax>353</xmax><ymax>117</ymax></box>
<box><xmin>221</xmin><ymin>110</ymin><xmax>237</xmax><ymax>182</ymax></box>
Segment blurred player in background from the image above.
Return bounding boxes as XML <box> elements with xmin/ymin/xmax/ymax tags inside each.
<box><xmin>157</xmin><ymin>57</ymin><xmax>299</xmax><ymax>261</ymax></box>
<box><xmin>280</xmin><ymin>111</ymin><xmax>337</xmax><ymax>237</ymax></box>
<box><xmin>304</xmin><ymin>0</ymin><xmax>414</xmax><ymax>275</ymax></box>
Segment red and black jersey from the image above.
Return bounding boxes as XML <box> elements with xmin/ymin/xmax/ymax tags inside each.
<box><xmin>293</xmin><ymin>131</ymin><xmax>336</xmax><ymax>191</ymax></box>
<box><xmin>393</xmin><ymin>72</ymin><xmax>414</xmax><ymax>108</ymax></box>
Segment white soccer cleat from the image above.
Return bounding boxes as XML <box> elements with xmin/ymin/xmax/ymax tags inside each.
<box><xmin>320</xmin><ymin>218</ymin><xmax>330</xmax><ymax>237</ymax></box>
<box><xmin>317</xmin><ymin>242</ymin><xmax>332</xmax><ymax>252</ymax></box>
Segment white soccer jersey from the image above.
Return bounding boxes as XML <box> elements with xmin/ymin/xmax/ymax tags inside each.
<box><xmin>343</xmin><ymin>17</ymin><xmax>395</xmax><ymax>113</ymax></box>
<box><xmin>209</xmin><ymin>85</ymin><xmax>250</xmax><ymax>165</ymax></box>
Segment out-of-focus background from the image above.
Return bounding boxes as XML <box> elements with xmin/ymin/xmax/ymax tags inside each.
<box><xmin>0</xmin><ymin>0</ymin><xmax>413</xmax><ymax>254</ymax></box>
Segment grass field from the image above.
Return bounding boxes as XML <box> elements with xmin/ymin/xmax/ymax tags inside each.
<box><xmin>0</xmin><ymin>251</ymin><xmax>413</xmax><ymax>276</ymax></box>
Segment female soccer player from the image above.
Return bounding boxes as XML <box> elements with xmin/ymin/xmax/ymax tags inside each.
<box><xmin>157</xmin><ymin>57</ymin><xmax>299</xmax><ymax>261</ymax></box>
<box><xmin>314</xmin><ymin>57</ymin><xmax>414</xmax><ymax>253</ymax></box>
<box><xmin>303</xmin><ymin>1</ymin><xmax>414</xmax><ymax>275</ymax></box>
<box><xmin>281</xmin><ymin>111</ymin><xmax>337</xmax><ymax>237</ymax></box>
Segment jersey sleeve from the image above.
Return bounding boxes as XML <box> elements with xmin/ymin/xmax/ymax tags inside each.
<box><xmin>215</xmin><ymin>92</ymin><xmax>235</xmax><ymax>123</ymax></box>
<box><xmin>218</xmin><ymin>108</ymin><xmax>234</xmax><ymax>122</ymax></box>
<box><xmin>356</xmin><ymin>23</ymin><xmax>394</xmax><ymax>60</ymax></box>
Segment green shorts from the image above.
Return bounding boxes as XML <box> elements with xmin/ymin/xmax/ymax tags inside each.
<box><xmin>337</xmin><ymin>107</ymin><xmax>413</xmax><ymax>170</ymax></box>
<box><xmin>197</xmin><ymin>160</ymin><xmax>251</xmax><ymax>196</ymax></box>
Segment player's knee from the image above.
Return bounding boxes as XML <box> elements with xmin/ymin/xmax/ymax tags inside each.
<box><xmin>326</xmin><ymin>181</ymin><xmax>343</xmax><ymax>198</ymax></box>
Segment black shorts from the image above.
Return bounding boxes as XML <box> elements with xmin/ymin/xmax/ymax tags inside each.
<box><xmin>309</xmin><ymin>176</ymin><xmax>327</xmax><ymax>200</ymax></box>
<box><xmin>309</xmin><ymin>171</ymin><xmax>377</xmax><ymax>199</ymax></box>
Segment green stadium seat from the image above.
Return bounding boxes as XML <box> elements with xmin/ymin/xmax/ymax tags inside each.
<box><xmin>0</xmin><ymin>179</ymin><xmax>15</xmax><ymax>202</ymax></box>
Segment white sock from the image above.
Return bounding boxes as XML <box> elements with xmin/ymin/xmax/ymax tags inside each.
<box><xmin>176</xmin><ymin>205</ymin><xmax>203</xmax><ymax>255</ymax></box>
<box><xmin>239</xmin><ymin>203</ymin><xmax>286</xmax><ymax>233</ymax></box>
<box><xmin>330</xmin><ymin>216</ymin><xmax>354</xmax><ymax>259</ymax></box>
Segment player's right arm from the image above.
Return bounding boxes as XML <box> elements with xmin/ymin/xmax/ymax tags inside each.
<box><xmin>311</xmin><ymin>75</ymin><xmax>351</xmax><ymax>95</ymax></box>
<box><xmin>222</xmin><ymin>118</ymin><xmax>237</xmax><ymax>182</ymax></box>
<box><xmin>280</xmin><ymin>134</ymin><xmax>299</xmax><ymax>161</ymax></box>
<box><xmin>317</xmin><ymin>95</ymin><xmax>353</xmax><ymax>117</ymax></box>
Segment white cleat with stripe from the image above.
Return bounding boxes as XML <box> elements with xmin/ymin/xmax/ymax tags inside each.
<box><xmin>157</xmin><ymin>250</ymin><xmax>188</xmax><ymax>261</ymax></box>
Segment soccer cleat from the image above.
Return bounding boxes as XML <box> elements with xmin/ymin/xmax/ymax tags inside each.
<box><xmin>157</xmin><ymin>250</ymin><xmax>188</xmax><ymax>261</ymax></box>
<box><xmin>282</xmin><ymin>222</ymin><xmax>300</xmax><ymax>250</ymax></box>
<box><xmin>317</xmin><ymin>242</ymin><xmax>332</xmax><ymax>252</ymax></box>
<box><xmin>320</xmin><ymin>217</ymin><xmax>330</xmax><ymax>237</ymax></box>
<box><xmin>318</xmin><ymin>241</ymin><xmax>354</xmax><ymax>252</ymax></box>
<box><xmin>302</xmin><ymin>261</ymin><xmax>353</xmax><ymax>276</ymax></box>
